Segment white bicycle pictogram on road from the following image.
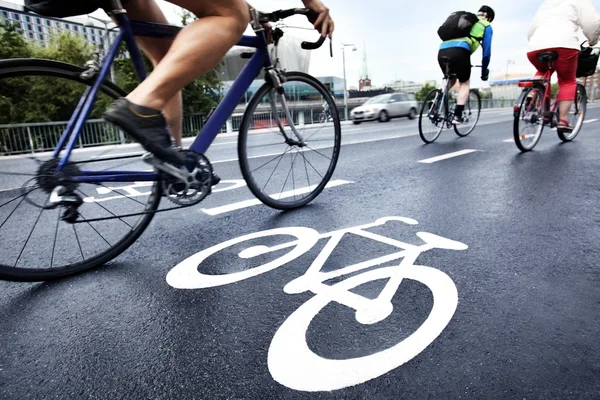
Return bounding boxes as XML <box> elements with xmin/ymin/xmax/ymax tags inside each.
<box><xmin>166</xmin><ymin>217</ymin><xmax>468</xmax><ymax>392</ymax></box>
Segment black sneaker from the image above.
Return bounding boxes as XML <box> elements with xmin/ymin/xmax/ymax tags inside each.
<box><xmin>452</xmin><ymin>115</ymin><xmax>464</xmax><ymax>125</ymax></box>
<box><xmin>104</xmin><ymin>98</ymin><xmax>186</xmax><ymax>167</ymax></box>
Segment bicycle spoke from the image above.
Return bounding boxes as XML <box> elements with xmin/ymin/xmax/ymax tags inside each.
<box><xmin>72</xmin><ymin>224</ymin><xmax>85</xmax><ymax>261</ymax></box>
<box><xmin>302</xmin><ymin>151</ymin><xmax>311</xmax><ymax>189</ymax></box>
<box><xmin>304</xmin><ymin>145</ymin><xmax>333</xmax><ymax>161</ymax></box>
<box><xmin>0</xmin><ymin>171</ymin><xmax>37</xmax><ymax>177</ymax></box>
<box><xmin>246</xmin><ymin>142</ymin><xmax>289</xmax><ymax>150</ymax></box>
<box><xmin>278</xmin><ymin>151</ymin><xmax>300</xmax><ymax>199</ymax></box>
<box><xmin>0</xmin><ymin>188</ymin><xmax>39</xmax><ymax>230</ymax></box>
<box><xmin>0</xmin><ymin>187</ymin><xmax>38</xmax><ymax>210</ymax></box>
<box><xmin>50</xmin><ymin>210</ymin><xmax>61</xmax><ymax>269</ymax></box>
<box><xmin>261</xmin><ymin>147</ymin><xmax>292</xmax><ymax>192</ymax></box>
<box><xmin>291</xmin><ymin>150</ymin><xmax>296</xmax><ymax>200</ymax></box>
<box><xmin>13</xmin><ymin>193</ymin><xmax>50</xmax><ymax>268</ymax></box>
<box><xmin>251</xmin><ymin>146</ymin><xmax>292</xmax><ymax>175</ymax></box>
<box><xmin>298</xmin><ymin>151</ymin><xmax>324</xmax><ymax>179</ymax></box>
<box><xmin>76</xmin><ymin>188</ymin><xmax>134</xmax><ymax>229</ymax></box>
<box><xmin>97</xmin><ymin>183</ymin><xmax>148</xmax><ymax>207</ymax></box>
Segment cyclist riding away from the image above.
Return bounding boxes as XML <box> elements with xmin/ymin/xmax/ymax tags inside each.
<box><xmin>102</xmin><ymin>0</ymin><xmax>334</xmax><ymax>171</ymax></box>
<box><xmin>437</xmin><ymin>6</ymin><xmax>494</xmax><ymax>125</ymax></box>
<box><xmin>527</xmin><ymin>0</ymin><xmax>600</xmax><ymax>133</ymax></box>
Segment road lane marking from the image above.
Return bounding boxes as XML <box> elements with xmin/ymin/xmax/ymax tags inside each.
<box><xmin>584</xmin><ymin>118</ymin><xmax>598</xmax><ymax>124</ymax></box>
<box><xmin>418</xmin><ymin>149</ymin><xmax>478</xmax><ymax>164</ymax></box>
<box><xmin>503</xmin><ymin>139</ymin><xmax>513</xmax><ymax>143</ymax></box>
<box><xmin>201</xmin><ymin>180</ymin><xmax>352</xmax><ymax>216</ymax></box>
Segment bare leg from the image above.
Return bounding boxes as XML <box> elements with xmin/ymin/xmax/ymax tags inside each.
<box><xmin>558</xmin><ymin>100</ymin><xmax>573</xmax><ymax>121</ymax></box>
<box><xmin>456</xmin><ymin>80</ymin><xmax>470</xmax><ymax>105</ymax></box>
<box><xmin>126</xmin><ymin>0</ymin><xmax>249</xmax><ymax>112</ymax></box>
<box><xmin>121</xmin><ymin>0</ymin><xmax>184</xmax><ymax>146</ymax></box>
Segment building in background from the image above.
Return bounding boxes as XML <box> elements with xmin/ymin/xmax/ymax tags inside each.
<box><xmin>358</xmin><ymin>48</ymin><xmax>371</xmax><ymax>91</ymax></box>
<box><xmin>581</xmin><ymin>70</ymin><xmax>600</xmax><ymax>101</ymax></box>
<box><xmin>0</xmin><ymin>1</ymin><xmax>117</xmax><ymax>48</ymax></box>
<box><xmin>489</xmin><ymin>73</ymin><xmax>533</xmax><ymax>99</ymax></box>
<box><xmin>385</xmin><ymin>79</ymin><xmax>437</xmax><ymax>94</ymax></box>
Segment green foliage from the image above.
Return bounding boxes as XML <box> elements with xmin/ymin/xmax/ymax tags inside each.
<box><xmin>551</xmin><ymin>83</ymin><xmax>559</xmax><ymax>98</ymax></box>
<box><xmin>0</xmin><ymin>20</ymin><xmax>31</xmax><ymax>59</ymax></box>
<box><xmin>415</xmin><ymin>83</ymin><xmax>437</xmax><ymax>102</ymax></box>
<box><xmin>0</xmin><ymin>18</ymin><xmax>223</xmax><ymax>126</ymax></box>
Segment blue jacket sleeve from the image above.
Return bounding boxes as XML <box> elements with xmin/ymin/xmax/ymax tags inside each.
<box><xmin>481</xmin><ymin>25</ymin><xmax>493</xmax><ymax>73</ymax></box>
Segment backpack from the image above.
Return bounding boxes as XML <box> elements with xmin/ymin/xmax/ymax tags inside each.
<box><xmin>24</xmin><ymin>0</ymin><xmax>104</xmax><ymax>18</ymax></box>
<box><xmin>437</xmin><ymin>11</ymin><xmax>480</xmax><ymax>42</ymax></box>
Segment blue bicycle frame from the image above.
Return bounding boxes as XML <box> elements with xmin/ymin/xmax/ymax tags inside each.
<box><xmin>56</xmin><ymin>13</ymin><xmax>272</xmax><ymax>184</ymax></box>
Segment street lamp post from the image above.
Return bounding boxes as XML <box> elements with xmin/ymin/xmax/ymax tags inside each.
<box><xmin>87</xmin><ymin>16</ymin><xmax>116</xmax><ymax>84</ymax></box>
<box><xmin>505</xmin><ymin>59</ymin><xmax>515</xmax><ymax>82</ymax></box>
<box><xmin>341</xmin><ymin>43</ymin><xmax>357</xmax><ymax>121</ymax></box>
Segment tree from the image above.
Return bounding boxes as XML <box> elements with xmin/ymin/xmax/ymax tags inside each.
<box><xmin>415</xmin><ymin>83</ymin><xmax>437</xmax><ymax>102</ymax></box>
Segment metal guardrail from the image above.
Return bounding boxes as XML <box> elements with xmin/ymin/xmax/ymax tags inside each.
<box><xmin>0</xmin><ymin>99</ymin><xmax>517</xmax><ymax>156</ymax></box>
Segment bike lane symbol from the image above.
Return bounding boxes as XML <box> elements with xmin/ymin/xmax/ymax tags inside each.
<box><xmin>166</xmin><ymin>217</ymin><xmax>468</xmax><ymax>392</ymax></box>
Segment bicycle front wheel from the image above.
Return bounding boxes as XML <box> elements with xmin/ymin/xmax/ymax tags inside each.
<box><xmin>0</xmin><ymin>58</ymin><xmax>161</xmax><ymax>281</ymax></box>
<box><xmin>418</xmin><ymin>89</ymin><xmax>444</xmax><ymax>144</ymax></box>
<box><xmin>238</xmin><ymin>72</ymin><xmax>341</xmax><ymax>210</ymax></box>
<box><xmin>454</xmin><ymin>89</ymin><xmax>481</xmax><ymax>137</ymax></box>
<box><xmin>514</xmin><ymin>86</ymin><xmax>545</xmax><ymax>152</ymax></box>
<box><xmin>558</xmin><ymin>83</ymin><xmax>587</xmax><ymax>142</ymax></box>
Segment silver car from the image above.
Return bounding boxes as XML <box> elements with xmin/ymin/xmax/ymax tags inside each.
<box><xmin>350</xmin><ymin>93</ymin><xmax>418</xmax><ymax>124</ymax></box>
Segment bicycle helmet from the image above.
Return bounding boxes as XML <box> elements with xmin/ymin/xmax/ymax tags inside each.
<box><xmin>478</xmin><ymin>5</ymin><xmax>495</xmax><ymax>22</ymax></box>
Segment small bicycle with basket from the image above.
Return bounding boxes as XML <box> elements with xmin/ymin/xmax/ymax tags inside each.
<box><xmin>512</xmin><ymin>41</ymin><xmax>598</xmax><ymax>152</ymax></box>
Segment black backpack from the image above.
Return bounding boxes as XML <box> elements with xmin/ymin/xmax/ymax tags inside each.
<box><xmin>24</xmin><ymin>0</ymin><xmax>104</xmax><ymax>18</ymax></box>
<box><xmin>437</xmin><ymin>11</ymin><xmax>479</xmax><ymax>42</ymax></box>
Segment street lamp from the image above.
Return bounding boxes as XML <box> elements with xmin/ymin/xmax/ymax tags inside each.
<box><xmin>505</xmin><ymin>59</ymin><xmax>515</xmax><ymax>82</ymax></box>
<box><xmin>86</xmin><ymin>16</ymin><xmax>116</xmax><ymax>83</ymax></box>
<box><xmin>341</xmin><ymin>43</ymin><xmax>357</xmax><ymax>121</ymax></box>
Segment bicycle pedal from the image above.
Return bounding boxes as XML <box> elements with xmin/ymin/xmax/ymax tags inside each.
<box><xmin>142</xmin><ymin>153</ymin><xmax>189</xmax><ymax>182</ymax></box>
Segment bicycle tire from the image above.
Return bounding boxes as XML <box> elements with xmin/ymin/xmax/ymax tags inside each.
<box><xmin>558</xmin><ymin>84</ymin><xmax>587</xmax><ymax>142</ymax></box>
<box><xmin>238</xmin><ymin>72</ymin><xmax>342</xmax><ymax>210</ymax></box>
<box><xmin>454</xmin><ymin>89</ymin><xmax>481</xmax><ymax>137</ymax></box>
<box><xmin>418</xmin><ymin>89</ymin><xmax>444</xmax><ymax>144</ymax></box>
<box><xmin>513</xmin><ymin>86</ymin><xmax>545</xmax><ymax>152</ymax></box>
<box><xmin>0</xmin><ymin>58</ymin><xmax>161</xmax><ymax>281</ymax></box>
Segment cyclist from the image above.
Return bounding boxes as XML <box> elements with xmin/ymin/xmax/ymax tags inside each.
<box><xmin>104</xmin><ymin>0</ymin><xmax>334</xmax><ymax>170</ymax></box>
<box><xmin>527</xmin><ymin>0</ymin><xmax>600</xmax><ymax>133</ymax></box>
<box><xmin>437</xmin><ymin>6</ymin><xmax>494</xmax><ymax>125</ymax></box>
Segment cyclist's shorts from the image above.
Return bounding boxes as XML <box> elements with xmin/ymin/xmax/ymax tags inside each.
<box><xmin>438</xmin><ymin>47</ymin><xmax>471</xmax><ymax>82</ymax></box>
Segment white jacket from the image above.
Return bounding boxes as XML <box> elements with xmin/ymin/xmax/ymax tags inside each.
<box><xmin>528</xmin><ymin>0</ymin><xmax>600</xmax><ymax>51</ymax></box>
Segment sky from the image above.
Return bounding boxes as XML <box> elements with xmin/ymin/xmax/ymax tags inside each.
<box><xmin>12</xmin><ymin>0</ymin><xmax>600</xmax><ymax>88</ymax></box>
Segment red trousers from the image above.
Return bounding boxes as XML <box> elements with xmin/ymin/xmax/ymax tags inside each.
<box><xmin>527</xmin><ymin>48</ymin><xmax>579</xmax><ymax>102</ymax></box>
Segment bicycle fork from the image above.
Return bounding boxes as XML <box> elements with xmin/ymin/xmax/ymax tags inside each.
<box><xmin>265</xmin><ymin>68</ymin><xmax>306</xmax><ymax>145</ymax></box>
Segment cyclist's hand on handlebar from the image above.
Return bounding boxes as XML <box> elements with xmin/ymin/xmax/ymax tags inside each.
<box><xmin>481</xmin><ymin>69</ymin><xmax>490</xmax><ymax>81</ymax></box>
<box><xmin>302</xmin><ymin>0</ymin><xmax>334</xmax><ymax>39</ymax></box>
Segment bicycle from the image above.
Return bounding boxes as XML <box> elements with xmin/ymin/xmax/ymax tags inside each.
<box><xmin>418</xmin><ymin>59</ymin><xmax>482</xmax><ymax>144</ymax></box>
<box><xmin>513</xmin><ymin>51</ymin><xmax>587</xmax><ymax>152</ymax></box>
<box><xmin>166</xmin><ymin>216</ymin><xmax>468</xmax><ymax>391</ymax></box>
<box><xmin>318</xmin><ymin>102</ymin><xmax>333</xmax><ymax>123</ymax></box>
<box><xmin>0</xmin><ymin>1</ymin><xmax>341</xmax><ymax>282</ymax></box>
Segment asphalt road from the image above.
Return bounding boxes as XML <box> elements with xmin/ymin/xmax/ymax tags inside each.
<box><xmin>1</xmin><ymin>106</ymin><xmax>600</xmax><ymax>399</ymax></box>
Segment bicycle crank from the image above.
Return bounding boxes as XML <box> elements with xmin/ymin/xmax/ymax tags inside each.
<box><xmin>143</xmin><ymin>151</ymin><xmax>213</xmax><ymax>206</ymax></box>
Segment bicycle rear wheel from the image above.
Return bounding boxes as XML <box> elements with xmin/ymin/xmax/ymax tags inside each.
<box><xmin>558</xmin><ymin>83</ymin><xmax>586</xmax><ymax>142</ymax></box>
<box><xmin>0</xmin><ymin>58</ymin><xmax>161</xmax><ymax>281</ymax></box>
<box><xmin>238</xmin><ymin>72</ymin><xmax>341</xmax><ymax>210</ymax></box>
<box><xmin>513</xmin><ymin>86</ymin><xmax>545</xmax><ymax>152</ymax></box>
<box><xmin>454</xmin><ymin>89</ymin><xmax>481</xmax><ymax>137</ymax></box>
<box><xmin>418</xmin><ymin>89</ymin><xmax>444</xmax><ymax>144</ymax></box>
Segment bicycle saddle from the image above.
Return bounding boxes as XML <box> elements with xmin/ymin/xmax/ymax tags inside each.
<box><xmin>537</xmin><ymin>51</ymin><xmax>558</xmax><ymax>64</ymax></box>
